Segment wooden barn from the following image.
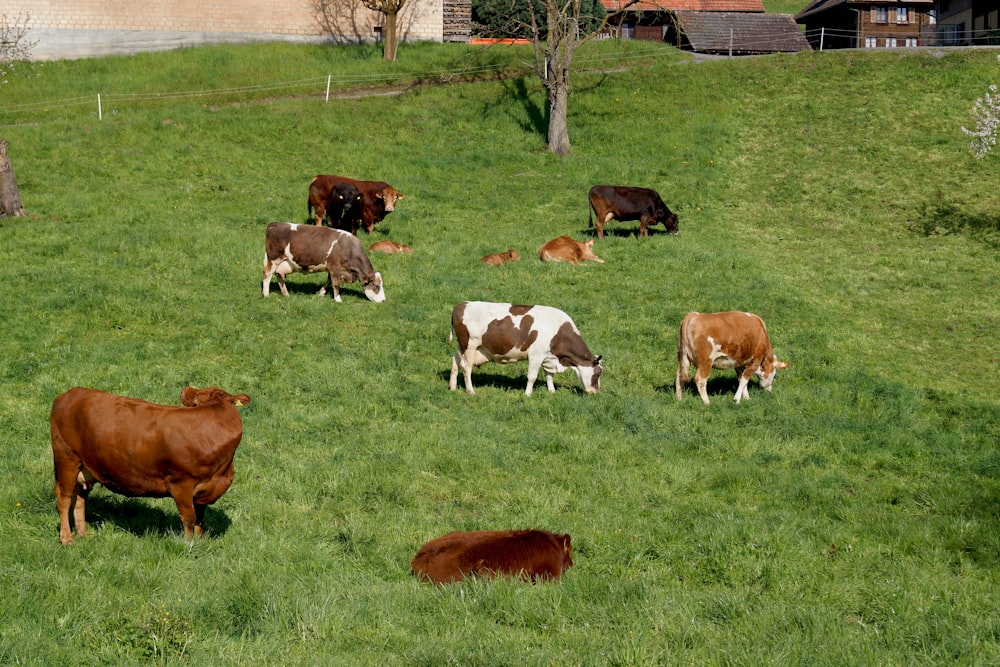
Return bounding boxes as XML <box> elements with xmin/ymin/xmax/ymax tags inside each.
<box><xmin>795</xmin><ymin>0</ymin><xmax>937</xmax><ymax>50</ymax></box>
<box><xmin>601</xmin><ymin>0</ymin><xmax>810</xmax><ymax>55</ymax></box>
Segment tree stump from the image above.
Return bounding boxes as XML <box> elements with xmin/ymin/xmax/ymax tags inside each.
<box><xmin>0</xmin><ymin>139</ymin><xmax>25</xmax><ymax>218</ymax></box>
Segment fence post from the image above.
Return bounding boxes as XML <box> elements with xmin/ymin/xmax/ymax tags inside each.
<box><xmin>820</xmin><ymin>27</ymin><xmax>825</xmax><ymax>51</ymax></box>
<box><xmin>98</xmin><ymin>94</ymin><xmax>102</xmax><ymax>121</ymax></box>
<box><xmin>729</xmin><ymin>29</ymin><xmax>733</xmax><ymax>57</ymax></box>
<box><xmin>325</xmin><ymin>75</ymin><xmax>331</xmax><ymax>103</ymax></box>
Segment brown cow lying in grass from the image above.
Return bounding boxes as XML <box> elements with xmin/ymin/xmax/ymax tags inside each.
<box><xmin>412</xmin><ymin>529</ymin><xmax>574</xmax><ymax>583</ymax></box>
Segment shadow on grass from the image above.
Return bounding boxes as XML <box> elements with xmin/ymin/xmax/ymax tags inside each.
<box><xmin>664</xmin><ymin>376</ymin><xmax>764</xmax><ymax>402</ymax></box>
<box><xmin>83</xmin><ymin>494</ymin><xmax>232</xmax><ymax>540</ymax></box>
<box><xmin>437</xmin><ymin>369</ymin><xmax>593</xmax><ymax>395</ymax></box>
<box><xmin>912</xmin><ymin>195</ymin><xmax>1000</xmax><ymax>248</ymax></box>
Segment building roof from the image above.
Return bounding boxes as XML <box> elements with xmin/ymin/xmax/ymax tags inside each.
<box><xmin>602</xmin><ymin>0</ymin><xmax>764</xmax><ymax>13</ymax></box>
<box><xmin>674</xmin><ymin>10</ymin><xmax>812</xmax><ymax>53</ymax></box>
<box><xmin>796</xmin><ymin>0</ymin><xmax>934</xmax><ymax>21</ymax></box>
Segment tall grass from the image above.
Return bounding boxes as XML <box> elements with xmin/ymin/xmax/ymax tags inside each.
<box><xmin>1</xmin><ymin>42</ymin><xmax>998</xmax><ymax>665</ymax></box>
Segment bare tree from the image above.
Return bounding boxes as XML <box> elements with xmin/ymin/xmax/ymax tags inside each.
<box><xmin>312</xmin><ymin>0</ymin><xmax>407</xmax><ymax>61</ymax></box>
<box><xmin>528</xmin><ymin>0</ymin><xmax>627</xmax><ymax>154</ymax></box>
<box><xmin>0</xmin><ymin>139</ymin><xmax>25</xmax><ymax>218</ymax></box>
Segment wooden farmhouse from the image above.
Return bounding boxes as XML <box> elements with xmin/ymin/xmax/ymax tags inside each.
<box><xmin>796</xmin><ymin>0</ymin><xmax>999</xmax><ymax>49</ymax></box>
<box><xmin>600</xmin><ymin>0</ymin><xmax>811</xmax><ymax>55</ymax></box>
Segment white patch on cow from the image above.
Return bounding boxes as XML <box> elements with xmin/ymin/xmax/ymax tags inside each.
<box><xmin>706</xmin><ymin>337</ymin><xmax>736</xmax><ymax>369</ymax></box>
<box><xmin>364</xmin><ymin>272</ymin><xmax>386</xmax><ymax>303</ymax></box>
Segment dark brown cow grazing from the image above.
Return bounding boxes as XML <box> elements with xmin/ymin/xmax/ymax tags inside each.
<box><xmin>321</xmin><ymin>181</ymin><xmax>362</xmax><ymax>229</ymax></box>
<box><xmin>450</xmin><ymin>301</ymin><xmax>602</xmax><ymax>396</ymax></box>
<box><xmin>588</xmin><ymin>185</ymin><xmax>679</xmax><ymax>239</ymax></box>
<box><xmin>368</xmin><ymin>239</ymin><xmax>413</xmax><ymax>254</ymax></box>
<box><xmin>50</xmin><ymin>386</ymin><xmax>251</xmax><ymax>545</ymax></box>
<box><xmin>538</xmin><ymin>236</ymin><xmax>604</xmax><ymax>264</ymax></box>
<box><xmin>675</xmin><ymin>311</ymin><xmax>789</xmax><ymax>405</ymax></box>
<box><xmin>307</xmin><ymin>174</ymin><xmax>403</xmax><ymax>234</ymax></box>
<box><xmin>263</xmin><ymin>222</ymin><xmax>385</xmax><ymax>303</ymax></box>
<box><xmin>412</xmin><ymin>529</ymin><xmax>574</xmax><ymax>584</ymax></box>
<box><xmin>481</xmin><ymin>248</ymin><xmax>521</xmax><ymax>266</ymax></box>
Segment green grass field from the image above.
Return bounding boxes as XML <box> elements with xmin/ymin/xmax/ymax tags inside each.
<box><xmin>1</xmin><ymin>41</ymin><xmax>999</xmax><ymax>664</ymax></box>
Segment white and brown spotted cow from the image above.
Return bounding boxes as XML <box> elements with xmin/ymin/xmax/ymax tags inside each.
<box><xmin>449</xmin><ymin>301</ymin><xmax>602</xmax><ymax>396</ymax></box>
<box><xmin>675</xmin><ymin>311</ymin><xmax>788</xmax><ymax>405</ymax></box>
<box><xmin>262</xmin><ymin>222</ymin><xmax>385</xmax><ymax>303</ymax></box>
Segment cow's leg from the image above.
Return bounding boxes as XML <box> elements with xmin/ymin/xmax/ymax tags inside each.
<box><xmin>525</xmin><ymin>359</ymin><xmax>544</xmax><ymax>396</ymax></box>
<box><xmin>54</xmin><ymin>475</ymin><xmax>79</xmax><ymax>545</ymax></box>
<box><xmin>193</xmin><ymin>504</ymin><xmax>207</xmax><ymax>538</ymax></box>
<box><xmin>170</xmin><ymin>486</ymin><xmax>199</xmax><ymax>541</ymax></box>
<box><xmin>675</xmin><ymin>354</ymin><xmax>690</xmax><ymax>401</ymax></box>
<box><xmin>314</xmin><ymin>203</ymin><xmax>326</xmax><ymax>226</ymax></box>
<box><xmin>449</xmin><ymin>353</ymin><xmax>461</xmax><ymax>391</ymax></box>
<box><xmin>544</xmin><ymin>372</ymin><xmax>556</xmax><ymax>393</ymax></box>
<box><xmin>639</xmin><ymin>216</ymin><xmax>650</xmax><ymax>237</ymax></box>
<box><xmin>331</xmin><ymin>275</ymin><xmax>342</xmax><ymax>303</ymax></box>
<box><xmin>694</xmin><ymin>366</ymin><xmax>712</xmax><ymax>405</ymax></box>
<box><xmin>734</xmin><ymin>367</ymin><xmax>754</xmax><ymax>403</ymax></box>
<box><xmin>461</xmin><ymin>351</ymin><xmax>477</xmax><ymax>395</ymax></box>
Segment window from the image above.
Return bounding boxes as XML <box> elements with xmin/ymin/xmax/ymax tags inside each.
<box><xmin>621</xmin><ymin>22</ymin><xmax>635</xmax><ymax>39</ymax></box>
<box><xmin>866</xmin><ymin>36</ymin><xmax>878</xmax><ymax>47</ymax></box>
<box><xmin>874</xmin><ymin>7</ymin><xmax>888</xmax><ymax>24</ymax></box>
<box><xmin>897</xmin><ymin>7</ymin><xmax>908</xmax><ymax>24</ymax></box>
<box><xmin>886</xmin><ymin>37</ymin><xmax>898</xmax><ymax>47</ymax></box>
<box><xmin>905</xmin><ymin>37</ymin><xmax>918</xmax><ymax>47</ymax></box>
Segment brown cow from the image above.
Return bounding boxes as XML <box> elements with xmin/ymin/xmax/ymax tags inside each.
<box><xmin>50</xmin><ymin>386</ymin><xmax>251</xmax><ymax>545</ymax></box>
<box><xmin>588</xmin><ymin>185</ymin><xmax>679</xmax><ymax>239</ymax></box>
<box><xmin>307</xmin><ymin>174</ymin><xmax>404</xmax><ymax>234</ymax></box>
<box><xmin>538</xmin><ymin>236</ymin><xmax>604</xmax><ymax>264</ymax></box>
<box><xmin>368</xmin><ymin>239</ymin><xmax>413</xmax><ymax>254</ymax></box>
<box><xmin>263</xmin><ymin>222</ymin><xmax>385</xmax><ymax>303</ymax></box>
<box><xmin>675</xmin><ymin>311</ymin><xmax>789</xmax><ymax>405</ymax></box>
<box><xmin>412</xmin><ymin>529</ymin><xmax>574</xmax><ymax>583</ymax></box>
<box><xmin>481</xmin><ymin>248</ymin><xmax>521</xmax><ymax>266</ymax></box>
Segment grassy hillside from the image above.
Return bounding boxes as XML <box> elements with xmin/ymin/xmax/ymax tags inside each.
<box><xmin>1</xmin><ymin>41</ymin><xmax>998</xmax><ymax>665</ymax></box>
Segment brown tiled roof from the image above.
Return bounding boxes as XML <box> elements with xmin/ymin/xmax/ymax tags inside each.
<box><xmin>602</xmin><ymin>0</ymin><xmax>764</xmax><ymax>12</ymax></box>
<box><xmin>674</xmin><ymin>10</ymin><xmax>812</xmax><ymax>53</ymax></box>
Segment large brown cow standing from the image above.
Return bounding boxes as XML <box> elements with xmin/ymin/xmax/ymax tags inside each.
<box><xmin>50</xmin><ymin>386</ymin><xmax>251</xmax><ymax>545</ymax></box>
<box><xmin>412</xmin><ymin>529</ymin><xmax>574</xmax><ymax>583</ymax></box>
<box><xmin>588</xmin><ymin>185</ymin><xmax>678</xmax><ymax>239</ymax></box>
<box><xmin>307</xmin><ymin>174</ymin><xmax>403</xmax><ymax>234</ymax></box>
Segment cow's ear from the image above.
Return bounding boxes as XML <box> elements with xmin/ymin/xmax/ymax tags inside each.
<box><xmin>561</xmin><ymin>534</ymin><xmax>572</xmax><ymax>553</ymax></box>
<box><xmin>232</xmin><ymin>394</ymin><xmax>252</xmax><ymax>407</ymax></box>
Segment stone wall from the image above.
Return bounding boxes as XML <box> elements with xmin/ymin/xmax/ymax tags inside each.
<box><xmin>7</xmin><ymin>0</ymin><xmax>450</xmax><ymax>59</ymax></box>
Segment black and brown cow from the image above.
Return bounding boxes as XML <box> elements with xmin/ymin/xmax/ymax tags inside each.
<box><xmin>449</xmin><ymin>301</ymin><xmax>602</xmax><ymax>396</ymax></box>
<box><xmin>675</xmin><ymin>311</ymin><xmax>788</xmax><ymax>404</ymax></box>
<box><xmin>588</xmin><ymin>185</ymin><xmax>679</xmax><ymax>239</ymax></box>
<box><xmin>307</xmin><ymin>174</ymin><xmax>403</xmax><ymax>234</ymax></box>
<box><xmin>262</xmin><ymin>222</ymin><xmax>385</xmax><ymax>303</ymax></box>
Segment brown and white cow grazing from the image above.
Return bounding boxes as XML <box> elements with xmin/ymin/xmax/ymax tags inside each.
<box><xmin>368</xmin><ymin>239</ymin><xmax>413</xmax><ymax>254</ymax></box>
<box><xmin>50</xmin><ymin>386</ymin><xmax>251</xmax><ymax>545</ymax></box>
<box><xmin>538</xmin><ymin>236</ymin><xmax>604</xmax><ymax>264</ymax></box>
<box><xmin>481</xmin><ymin>248</ymin><xmax>521</xmax><ymax>266</ymax></box>
<box><xmin>412</xmin><ymin>529</ymin><xmax>573</xmax><ymax>584</ymax></box>
<box><xmin>263</xmin><ymin>222</ymin><xmax>385</xmax><ymax>303</ymax></box>
<box><xmin>449</xmin><ymin>301</ymin><xmax>602</xmax><ymax>396</ymax></box>
<box><xmin>588</xmin><ymin>185</ymin><xmax>679</xmax><ymax>239</ymax></box>
<box><xmin>675</xmin><ymin>311</ymin><xmax>788</xmax><ymax>405</ymax></box>
<box><xmin>307</xmin><ymin>174</ymin><xmax>403</xmax><ymax>234</ymax></box>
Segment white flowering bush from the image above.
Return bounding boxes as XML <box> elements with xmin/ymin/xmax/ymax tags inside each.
<box><xmin>0</xmin><ymin>12</ymin><xmax>37</xmax><ymax>84</ymax></box>
<box><xmin>962</xmin><ymin>55</ymin><xmax>1000</xmax><ymax>159</ymax></box>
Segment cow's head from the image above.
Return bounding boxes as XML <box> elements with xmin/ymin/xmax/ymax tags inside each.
<box><xmin>378</xmin><ymin>187</ymin><xmax>403</xmax><ymax>212</ymax></box>
<box><xmin>363</xmin><ymin>271</ymin><xmax>386</xmax><ymax>303</ymax></box>
<box><xmin>756</xmin><ymin>356</ymin><xmax>789</xmax><ymax>392</ymax></box>
<box><xmin>180</xmin><ymin>386</ymin><xmax>252</xmax><ymax>408</ymax></box>
<box><xmin>573</xmin><ymin>355</ymin><xmax>602</xmax><ymax>394</ymax></box>
<box><xmin>659</xmin><ymin>208</ymin><xmax>679</xmax><ymax>234</ymax></box>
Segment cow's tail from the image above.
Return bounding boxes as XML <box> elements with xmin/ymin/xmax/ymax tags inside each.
<box><xmin>588</xmin><ymin>200</ymin><xmax>593</xmax><ymax>228</ymax></box>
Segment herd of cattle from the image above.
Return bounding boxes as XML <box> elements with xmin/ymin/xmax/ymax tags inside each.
<box><xmin>49</xmin><ymin>174</ymin><xmax>787</xmax><ymax>582</ymax></box>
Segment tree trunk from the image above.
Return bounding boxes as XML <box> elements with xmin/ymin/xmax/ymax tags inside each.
<box><xmin>546</xmin><ymin>82</ymin><xmax>571</xmax><ymax>155</ymax></box>
<box><xmin>383</xmin><ymin>10</ymin><xmax>398</xmax><ymax>62</ymax></box>
<box><xmin>0</xmin><ymin>139</ymin><xmax>25</xmax><ymax>218</ymax></box>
